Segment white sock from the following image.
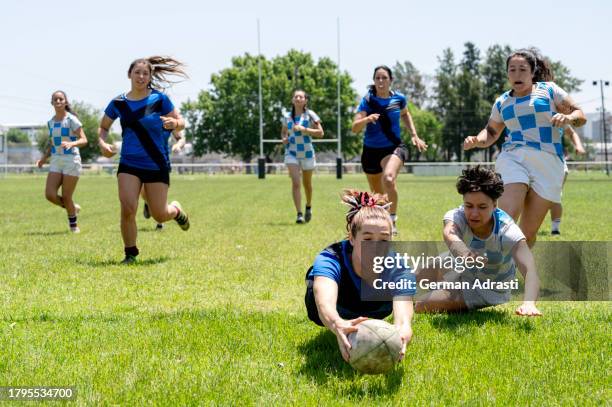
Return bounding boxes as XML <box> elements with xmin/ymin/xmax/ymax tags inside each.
<box><xmin>551</xmin><ymin>219</ymin><xmax>561</xmax><ymax>232</ymax></box>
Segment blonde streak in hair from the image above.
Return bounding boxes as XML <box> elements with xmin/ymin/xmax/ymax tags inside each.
<box><xmin>350</xmin><ymin>206</ymin><xmax>393</xmax><ymax>237</ymax></box>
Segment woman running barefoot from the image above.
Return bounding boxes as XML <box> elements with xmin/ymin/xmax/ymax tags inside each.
<box><xmin>351</xmin><ymin>65</ymin><xmax>427</xmax><ymax>235</ymax></box>
<box><xmin>36</xmin><ymin>90</ymin><xmax>88</xmax><ymax>233</ymax></box>
<box><xmin>464</xmin><ymin>48</ymin><xmax>586</xmax><ymax>246</ymax></box>
<box><xmin>281</xmin><ymin>90</ymin><xmax>324</xmax><ymax>223</ymax></box>
<box><xmin>305</xmin><ymin>189</ymin><xmax>414</xmax><ymax>362</ymax></box>
<box><xmin>98</xmin><ymin>56</ymin><xmax>190</xmax><ymax>264</ymax></box>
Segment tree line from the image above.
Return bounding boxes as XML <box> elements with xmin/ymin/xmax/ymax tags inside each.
<box><xmin>25</xmin><ymin>43</ymin><xmax>582</xmax><ymax>163</ymax></box>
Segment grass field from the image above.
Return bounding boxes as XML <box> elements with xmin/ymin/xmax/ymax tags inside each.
<box><xmin>0</xmin><ymin>173</ymin><xmax>610</xmax><ymax>405</ymax></box>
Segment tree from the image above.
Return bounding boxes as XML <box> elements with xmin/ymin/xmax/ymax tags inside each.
<box><xmin>182</xmin><ymin>50</ymin><xmax>359</xmax><ymax>163</ymax></box>
<box><xmin>481</xmin><ymin>44</ymin><xmax>513</xmax><ymax>160</ymax></box>
<box><xmin>392</xmin><ymin>61</ymin><xmax>428</xmax><ymax>108</ymax></box>
<box><xmin>405</xmin><ymin>103</ymin><xmax>443</xmax><ymax>161</ymax></box>
<box><xmin>550</xmin><ymin>60</ymin><xmax>583</xmax><ymax>93</ymax></box>
<box><xmin>6</xmin><ymin>128</ymin><xmax>29</xmax><ymax>144</ymax></box>
<box><xmin>456</xmin><ymin>42</ymin><xmax>486</xmax><ymax>161</ymax></box>
<box><xmin>433</xmin><ymin>48</ymin><xmax>460</xmax><ymax>161</ymax></box>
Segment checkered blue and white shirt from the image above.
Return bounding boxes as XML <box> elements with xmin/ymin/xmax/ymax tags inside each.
<box><xmin>444</xmin><ymin>206</ymin><xmax>525</xmax><ymax>286</ymax></box>
<box><xmin>47</xmin><ymin>112</ymin><xmax>82</xmax><ymax>156</ymax></box>
<box><xmin>282</xmin><ymin>109</ymin><xmax>321</xmax><ymax>159</ymax></box>
<box><xmin>490</xmin><ymin>82</ymin><xmax>568</xmax><ymax>161</ymax></box>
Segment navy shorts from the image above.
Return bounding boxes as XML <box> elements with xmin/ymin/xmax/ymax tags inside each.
<box><xmin>117</xmin><ymin>163</ymin><xmax>170</xmax><ymax>185</ymax></box>
<box><xmin>361</xmin><ymin>144</ymin><xmax>409</xmax><ymax>174</ymax></box>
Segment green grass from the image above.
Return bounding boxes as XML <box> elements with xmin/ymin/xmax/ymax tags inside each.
<box><xmin>0</xmin><ymin>173</ymin><xmax>610</xmax><ymax>405</ymax></box>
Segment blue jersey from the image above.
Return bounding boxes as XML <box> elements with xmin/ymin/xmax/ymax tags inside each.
<box><xmin>104</xmin><ymin>90</ymin><xmax>175</xmax><ymax>171</ymax></box>
<box><xmin>357</xmin><ymin>91</ymin><xmax>407</xmax><ymax>148</ymax></box>
<box><xmin>490</xmin><ymin>82</ymin><xmax>568</xmax><ymax>161</ymax></box>
<box><xmin>309</xmin><ymin>240</ymin><xmax>415</xmax><ymax>298</ymax></box>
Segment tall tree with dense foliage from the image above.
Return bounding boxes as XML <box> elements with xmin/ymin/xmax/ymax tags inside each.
<box><xmin>182</xmin><ymin>50</ymin><xmax>359</xmax><ymax>163</ymax></box>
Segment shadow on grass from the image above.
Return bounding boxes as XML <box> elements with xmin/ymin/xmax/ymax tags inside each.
<box><xmin>75</xmin><ymin>256</ymin><xmax>170</xmax><ymax>267</ymax></box>
<box><xmin>262</xmin><ymin>221</ymin><xmax>296</xmax><ymax>227</ymax></box>
<box><xmin>24</xmin><ymin>230</ymin><xmax>70</xmax><ymax>236</ymax></box>
<box><xmin>430</xmin><ymin>308</ymin><xmax>510</xmax><ymax>330</ymax></box>
<box><xmin>428</xmin><ymin>307</ymin><xmax>537</xmax><ymax>333</ymax></box>
<box><xmin>297</xmin><ymin>329</ymin><xmax>404</xmax><ymax>396</ymax></box>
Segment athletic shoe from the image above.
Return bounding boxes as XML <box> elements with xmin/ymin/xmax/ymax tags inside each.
<box><xmin>143</xmin><ymin>203</ymin><xmax>151</xmax><ymax>219</ymax></box>
<box><xmin>551</xmin><ymin>230</ymin><xmax>561</xmax><ymax>236</ymax></box>
<box><xmin>305</xmin><ymin>207</ymin><xmax>312</xmax><ymax>223</ymax></box>
<box><xmin>296</xmin><ymin>213</ymin><xmax>305</xmax><ymax>224</ymax></box>
<box><xmin>70</xmin><ymin>226</ymin><xmax>80</xmax><ymax>233</ymax></box>
<box><xmin>156</xmin><ymin>223</ymin><xmax>164</xmax><ymax>230</ymax></box>
<box><xmin>121</xmin><ymin>254</ymin><xmax>137</xmax><ymax>265</ymax></box>
<box><xmin>170</xmin><ymin>201</ymin><xmax>190</xmax><ymax>231</ymax></box>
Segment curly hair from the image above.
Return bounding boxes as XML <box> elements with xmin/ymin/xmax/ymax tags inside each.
<box><xmin>456</xmin><ymin>166</ymin><xmax>504</xmax><ymax>201</ymax></box>
<box><xmin>341</xmin><ymin>189</ymin><xmax>392</xmax><ymax>237</ymax></box>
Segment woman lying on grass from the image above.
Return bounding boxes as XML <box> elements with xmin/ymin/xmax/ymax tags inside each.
<box><xmin>416</xmin><ymin>166</ymin><xmax>542</xmax><ymax>316</ymax></box>
<box><xmin>304</xmin><ymin>189</ymin><xmax>414</xmax><ymax>362</ymax></box>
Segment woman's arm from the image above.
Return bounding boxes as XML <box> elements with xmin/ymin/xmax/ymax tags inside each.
<box><xmin>171</xmin><ymin>130</ymin><xmax>186</xmax><ymax>153</ymax></box>
<box><xmin>512</xmin><ymin>240</ymin><xmax>542</xmax><ymax>316</ymax></box>
<box><xmin>352</xmin><ymin>111</ymin><xmax>379</xmax><ymax>134</ymax></box>
<box><xmin>564</xmin><ymin>126</ymin><xmax>585</xmax><ymax>154</ymax></box>
<box><xmin>554</xmin><ymin>96</ymin><xmax>586</xmax><ymax>128</ymax></box>
<box><xmin>313</xmin><ymin>276</ymin><xmax>368</xmax><ymax>362</ymax></box>
<box><xmin>98</xmin><ymin>115</ymin><xmax>116</xmax><ymax>157</ymax></box>
<box><xmin>161</xmin><ymin>107</ymin><xmax>185</xmax><ymax>132</ymax></box>
<box><xmin>62</xmin><ymin>127</ymin><xmax>88</xmax><ymax>151</ymax></box>
<box><xmin>464</xmin><ymin>119</ymin><xmax>505</xmax><ymax>150</ymax></box>
<box><xmin>293</xmin><ymin>122</ymin><xmax>324</xmax><ymax>138</ymax></box>
<box><xmin>443</xmin><ymin>221</ymin><xmax>475</xmax><ymax>258</ymax></box>
<box><xmin>392</xmin><ymin>298</ymin><xmax>413</xmax><ymax>360</ymax></box>
<box><xmin>400</xmin><ymin>108</ymin><xmax>427</xmax><ymax>152</ymax></box>
<box><xmin>280</xmin><ymin>124</ymin><xmax>289</xmax><ymax>145</ymax></box>
<box><xmin>36</xmin><ymin>145</ymin><xmax>51</xmax><ymax>168</ymax></box>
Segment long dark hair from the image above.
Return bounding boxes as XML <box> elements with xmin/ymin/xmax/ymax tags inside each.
<box><xmin>128</xmin><ymin>56</ymin><xmax>188</xmax><ymax>90</ymax></box>
<box><xmin>368</xmin><ymin>65</ymin><xmax>393</xmax><ymax>96</ymax></box>
<box><xmin>506</xmin><ymin>47</ymin><xmax>553</xmax><ymax>83</ymax></box>
<box><xmin>290</xmin><ymin>89</ymin><xmax>309</xmax><ymax>120</ymax></box>
<box><xmin>51</xmin><ymin>90</ymin><xmax>77</xmax><ymax>117</ymax></box>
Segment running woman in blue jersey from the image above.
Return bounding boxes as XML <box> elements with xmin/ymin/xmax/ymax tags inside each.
<box><xmin>351</xmin><ymin>66</ymin><xmax>428</xmax><ymax>235</ymax></box>
<box><xmin>280</xmin><ymin>89</ymin><xmax>324</xmax><ymax>223</ymax></box>
<box><xmin>305</xmin><ymin>189</ymin><xmax>415</xmax><ymax>362</ymax></box>
<box><xmin>97</xmin><ymin>56</ymin><xmax>190</xmax><ymax>264</ymax></box>
<box><xmin>416</xmin><ymin>166</ymin><xmax>542</xmax><ymax>316</ymax></box>
<box><xmin>464</xmin><ymin>48</ymin><xmax>586</xmax><ymax>247</ymax></box>
<box><xmin>36</xmin><ymin>90</ymin><xmax>88</xmax><ymax>233</ymax></box>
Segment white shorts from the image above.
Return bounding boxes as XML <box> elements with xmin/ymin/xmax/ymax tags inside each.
<box><xmin>49</xmin><ymin>154</ymin><xmax>82</xmax><ymax>177</ymax></box>
<box><xmin>495</xmin><ymin>147</ymin><xmax>564</xmax><ymax>203</ymax></box>
<box><xmin>284</xmin><ymin>154</ymin><xmax>315</xmax><ymax>171</ymax></box>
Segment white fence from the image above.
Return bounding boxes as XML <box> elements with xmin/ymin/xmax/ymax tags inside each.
<box><xmin>2</xmin><ymin>161</ymin><xmax>611</xmax><ymax>176</ymax></box>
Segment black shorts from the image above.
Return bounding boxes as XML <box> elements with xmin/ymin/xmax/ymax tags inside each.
<box><xmin>361</xmin><ymin>144</ymin><xmax>409</xmax><ymax>174</ymax></box>
<box><xmin>117</xmin><ymin>163</ymin><xmax>170</xmax><ymax>185</ymax></box>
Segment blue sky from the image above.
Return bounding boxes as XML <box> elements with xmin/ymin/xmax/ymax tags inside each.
<box><xmin>1</xmin><ymin>0</ymin><xmax>610</xmax><ymax>124</ymax></box>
